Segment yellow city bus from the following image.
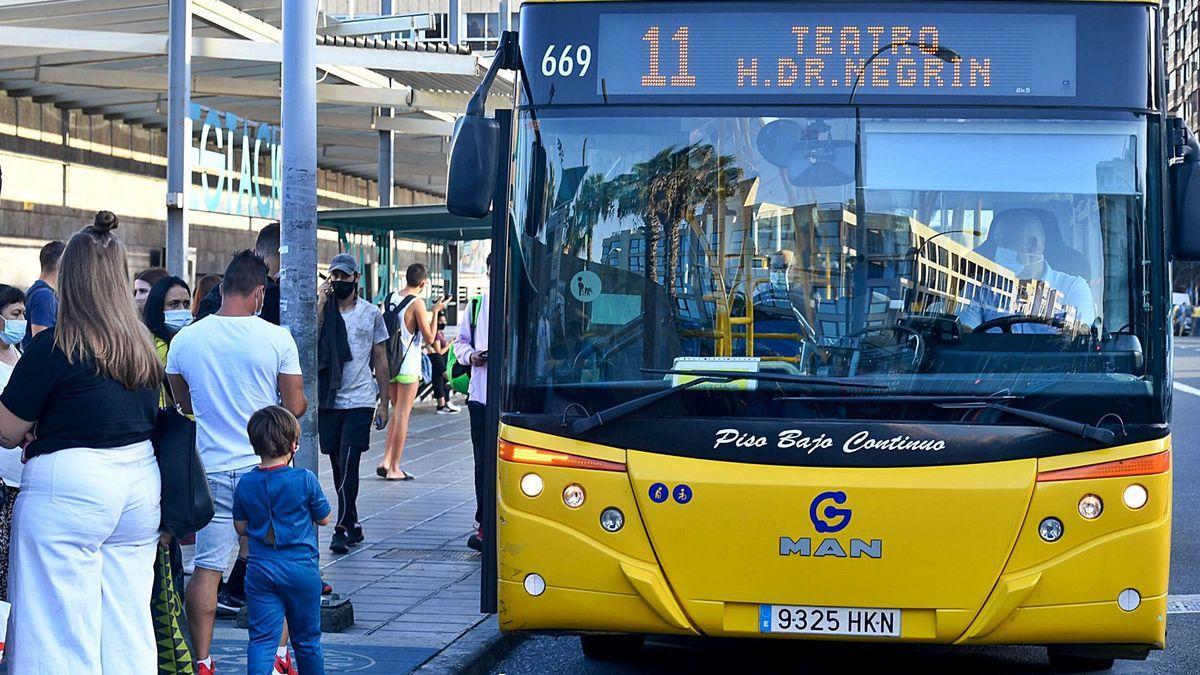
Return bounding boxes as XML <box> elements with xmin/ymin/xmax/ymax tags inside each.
<box><xmin>446</xmin><ymin>0</ymin><xmax>1200</xmax><ymax>669</ymax></box>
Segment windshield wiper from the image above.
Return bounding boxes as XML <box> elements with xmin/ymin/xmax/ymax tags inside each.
<box><xmin>570</xmin><ymin>370</ymin><xmax>886</xmax><ymax>434</ymax></box>
<box><xmin>936</xmin><ymin>400</ymin><xmax>1116</xmax><ymax>443</ymax></box>
<box><xmin>779</xmin><ymin>394</ymin><xmax>1024</xmax><ymax>403</ymax></box>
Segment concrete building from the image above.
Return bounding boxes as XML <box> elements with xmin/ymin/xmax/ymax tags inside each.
<box><xmin>0</xmin><ymin>91</ymin><xmax>438</xmax><ymax>288</ymax></box>
<box><xmin>0</xmin><ymin>0</ymin><xmax>508</xmax><ymax>303</ymax></box>
<box><xmin>1164</xmin><ymin>0</ymin><xmax>1200</xmax><ymax>131</ymax></box>
<box><xmin>327</xmin><ymin>1</ymin><xmax>523</xmax><ymax>53</ymax></box>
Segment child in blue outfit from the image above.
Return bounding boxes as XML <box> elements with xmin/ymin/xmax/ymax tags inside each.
<box><xmin>233</xmin><ymin>406</ymin><xmax>332</xmax><ymax>675</ymax></box>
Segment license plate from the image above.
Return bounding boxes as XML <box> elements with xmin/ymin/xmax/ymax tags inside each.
<box><xmin>759</xmin><ymin>604</ymin><xmax>901</xmax><ymax>637</ymax></box>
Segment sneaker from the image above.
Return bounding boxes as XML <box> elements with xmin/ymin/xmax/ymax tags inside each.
<box><xmin>321</xmin><ymin>579</ymin><xmax>333</xmax><ymax>595</ymax></box>
<box><xmin>330</xmin><ymin>528</ymin><xmax>350</xmax><ymax>554</ymax></box>
<box><xmin>466</xmin><ymin>526</ymin><xmax>483</xmax><ymax>552</ymax></box>
<box><xmin>197</xmin><ymin>660</ymin><xmax>215</xmax><ymax>675</ymax></box>
<box><xmin>436</xmin><ymin>406</ymin><xmax>452</xmax><ymax>415</ymax></box>
<box><xmin>272</xmin><ymin>651</ymin><xmax>298</xmax><ymax>675</ymax></box>
<box><xmin>216</xmin><ymin>589</ymin><xmax>244</xmax><ymax>616</ymax></box>
<box><xmin>347</xmin><ymin>524</ymin><xmax>365</xmax><ymax>546</ymax></box>
<box><xmin>444</xmin><ymin>402</ymin><xmax>461</xmax><ymax>413</ymax></box>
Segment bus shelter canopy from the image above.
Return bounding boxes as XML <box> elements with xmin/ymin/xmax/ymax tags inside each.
<box><xmin>318</xmin><ymin>204</ymin><xmax>492</xmax><ymax>243</ymax></box>
<box><xmin>0</xmin><ymin>0</ymin><xmax>515</xmax><ymax>196</ymax></box>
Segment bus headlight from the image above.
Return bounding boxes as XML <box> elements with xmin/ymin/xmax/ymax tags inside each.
<box><xmin>562</xmin><ymin>484</ymin><xmax>586</xmax><ymax>509</ymax></box>
<box><xmin>520</xmin><ymin>473</ymin><xmax>544</xmax><ymax>497</ymax></box>
<box><xmin>524</xmin><ymin>573</ymin><xmax>546</xmax><ymax>597</ymax></box>
<box><xmin>1123</xmin><ymin>484</ymin><xmax>1149</xmax><ymax>510</ymax></box>
<box><xmin>1118</xmin><ymin>588</ymin><xmax>1141</xmax><ymax>612</ymax></box>
<box><xmin>1038</xmin><ymin>517</ymin><xmax>1064</xmax><ymax>542</ymax></box>
<box><xmin>1077</xmin><ymin>494</ymin><xmax>1103</xmax><ymax>520</ymax></box>
<box><xmin>600</xmin><ymin>507</ymin><xmax>624</xmax><ymax>532</ymax></box>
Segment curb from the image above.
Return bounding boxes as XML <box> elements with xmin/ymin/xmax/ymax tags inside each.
<box><xmin>414</xmin><ymin>615</ymin><xmax>525</xmax><ymax>675</ymax></box>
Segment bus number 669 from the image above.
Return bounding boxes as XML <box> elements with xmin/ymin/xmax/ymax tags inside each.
<box><xmin>542</xmin><ymin>44</ymin><xmax>593</xmax><ymax>77</ymax></box>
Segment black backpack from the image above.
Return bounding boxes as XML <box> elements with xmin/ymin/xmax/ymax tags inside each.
<box><xmin>383</xmin><ymin>294</ymin><xmax>419</xmax><ymax>380</ymax></box>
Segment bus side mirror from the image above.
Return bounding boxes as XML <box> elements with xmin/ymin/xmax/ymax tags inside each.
<box><xmin>445</xmin><ymin>31</ymin><xmax>519</xmax><ymax>219</ymax></box>
<box><xmin>1171</xmin><ymin>118</ymin><xmax>1200</xmax><ymax>260</ymax></box>
<box><xmin>447</xmin><ymin>114</ymin><xmax>500</xmax><ymax>219</ymax></box>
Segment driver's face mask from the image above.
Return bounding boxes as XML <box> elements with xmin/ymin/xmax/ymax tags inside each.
<box><xmin>994</xmin><ymin>228</ymin><xmax>1045</xmax><ymax>275</ymax></box>
<box><xmin>769</xmin><ymin>268</ymin><xmax>789</xmax><ymax>286</ymax></box>
<box><xmin>994</xmin><ymin>246</ymin><xmax>1044</xmax><ymax>275</ymax></box>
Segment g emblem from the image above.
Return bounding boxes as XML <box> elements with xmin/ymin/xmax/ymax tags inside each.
<box><xmin>809</xmin><ymin>491</ymin><xmax>852</xmax><ymax>533</ymax></box>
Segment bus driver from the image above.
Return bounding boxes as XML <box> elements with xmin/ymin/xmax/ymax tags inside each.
<box><xmin>958</xmin><ymin>209</ymin><xmax>1095</xmax><ymax>332</ymax></box>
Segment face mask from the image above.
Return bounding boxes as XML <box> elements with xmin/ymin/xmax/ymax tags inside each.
<box><xmin>994</xmin><ymin>246</ymin><xmax>1044</xmax><ymax>274</ymax></box>
<box><xmin>254</xmin><ymin>288</ymin><xmax>265</xmax><ymax>317</ymax></box>
<box><xmin>332</xmin><ymin>281</ymin><xmax>357</xmax><ymax>300</ymax></box>
<box><xmin>0</xmin><ymin>319</ymin><xmax>26</xmax><ymax>346</ymax></box>
<box><xmin>769</xmin><ymin>270</ymin><xmax>788</xmax><ymax>286</ymax></box>
<box><xmin>164</xmin><ymin>309</ymin><xmax>193</xmax><ymax>332</ymax></box>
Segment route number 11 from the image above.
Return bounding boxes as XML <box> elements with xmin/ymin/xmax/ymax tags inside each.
<box><xmin>642</xmin><ymin>26</ymin><xmax>696</xmax><ymax>87</ymax></box>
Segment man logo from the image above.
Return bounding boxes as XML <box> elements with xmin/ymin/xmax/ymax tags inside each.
<box><xmin>809</xmin><ymin>490</ymin><xmax>852</xmax><ymax>533</ymax></box>
<box><xmin>781</xmin><ymin>490</ymin><xmax>882</xmax><ymax>559</ymax></box>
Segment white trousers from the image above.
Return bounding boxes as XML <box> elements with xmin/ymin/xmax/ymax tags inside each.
<box><xmin>8</xmin><ymin>441</ymin><xmax>161</xmax><ymax>675</ymax></box>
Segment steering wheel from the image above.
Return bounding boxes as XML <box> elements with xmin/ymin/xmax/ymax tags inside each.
<box><xmin>840</xmin><ymin>325</ymin><xmax>925</xmax><ymax>373</ymax></box>
<box><xmin>973</xmin><ymin>314</ymin><xmax>1070</xmax><ymax>334</ymax></box>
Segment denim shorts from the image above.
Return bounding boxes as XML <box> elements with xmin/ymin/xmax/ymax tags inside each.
<box><xmin>194</xmin><ymin>466</ymin><xmax>254</xmax><ymax>573</ymax></box>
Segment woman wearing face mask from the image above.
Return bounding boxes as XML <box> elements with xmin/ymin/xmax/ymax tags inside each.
<box><xmin>138</xmin><ymin>274</ymin><xmax>198</xmax><ymax>671</ymax></box>
<box><xmin>0</xmin><ymin>284</ymin><xmax>27</xmax><ymax>606</ymax></box>
<box><xmin>142</xmin><ymin>276</ymin><xmax>192</xmax><ymax>407</ymax></box>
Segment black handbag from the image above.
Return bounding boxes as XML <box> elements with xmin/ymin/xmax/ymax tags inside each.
<box><xmin>151</xmin><ymin>406</ymin><xmax>214</xmax><ymax>539</ymax></box>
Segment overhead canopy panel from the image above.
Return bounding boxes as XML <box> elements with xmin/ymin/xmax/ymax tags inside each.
<box><xmin>318</xmin><ymin>204</ymin><xmax>492</xmax><ymax>242</ymax></box>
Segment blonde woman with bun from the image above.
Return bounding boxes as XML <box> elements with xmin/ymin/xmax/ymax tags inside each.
<box><xmin>0</xmin><ymin>211</ymin><xmax>163</xmax><ymax>674</ymax></box>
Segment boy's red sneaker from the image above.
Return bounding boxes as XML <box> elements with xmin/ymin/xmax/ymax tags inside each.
<box><xmin>197</xmin><ymin>661</ymin><xmax>215</xmax><ymax>675</ymax></box>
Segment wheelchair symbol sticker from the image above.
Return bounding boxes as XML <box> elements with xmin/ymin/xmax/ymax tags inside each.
<box><xmin>673</xmin><ymin>484</ymin><xmax>693</xmax><ymax>504</ymax></box>
<box><xmin>649</xmin><ymin>482</ymin><xmax>669</xmax><ymax>503</ymax></box>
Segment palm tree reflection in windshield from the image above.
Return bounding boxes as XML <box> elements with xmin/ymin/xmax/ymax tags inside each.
<box><xmin>566</xmin><ymin>143</ymin><xmax>744</xmax><ymax>371</ymax></box>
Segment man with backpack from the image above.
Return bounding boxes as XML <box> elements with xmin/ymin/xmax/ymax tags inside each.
<box><xmin>377</xmin><ymin>263</ymin><xmax>446</xmax><ymax>481</ymax></box>
<box><xmin>453</xmin><ymin>255</ymin><xmax>491</xmax><ymax>552</ymax></box>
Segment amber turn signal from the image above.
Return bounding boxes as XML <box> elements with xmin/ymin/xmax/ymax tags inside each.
<box><xmin>499</xmin><ymin>440</ymin><xmax>626</xmax><ymax>472</ymax></box>
<box><xmin>1037</xmin><ymin>451</ymin><xmax>1170</xmax><ymax>482</ymax></box>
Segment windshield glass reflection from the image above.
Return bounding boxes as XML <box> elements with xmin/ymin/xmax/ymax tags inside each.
<box><xmin>507</xmin><ymin>111</ymin><xmax>1150</xmax><ymax>424</ymax></box>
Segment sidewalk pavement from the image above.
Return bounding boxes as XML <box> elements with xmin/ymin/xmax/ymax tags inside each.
<box><xmin>209</xmin><ymin>398</ymin><xmax>492</xmax><ymax>674</ymax></box>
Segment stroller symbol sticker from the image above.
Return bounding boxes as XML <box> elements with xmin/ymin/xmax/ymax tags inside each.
<box><xmin>570</xmin><ymin>270</ymin><xmax>601</xmax><ymax>302</ymax></box>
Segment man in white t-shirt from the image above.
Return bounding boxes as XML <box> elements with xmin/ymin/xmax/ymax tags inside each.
<box><xmin>166</xmin><ymin>250</ymin><xmax>307</xmax><ymax>675</ymax></box>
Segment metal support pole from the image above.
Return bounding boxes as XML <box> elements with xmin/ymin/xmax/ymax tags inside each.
<box><xmin>449</xmin><ymin>0</ymin><xmax>461</xmax><ymax>46</ymax></box>
<box><xmin>499</xmin><ymin>0</ymin><xmax>511</xmax><ymax>33</ymax></box>
<box><xmin>379</xmin><ymin>0</ymin><xmax>396</xmax><ymax>299</ymax></box>
<box><xmin>280</xmin><ymin>0</ymin><xmax>319</xmax><ymax>474</ymax></box>
<box><xmin>378</xmin><ymin>110</ymin><xmax>394</xmax><ymax>209</ymax></box>
<box><xmin>165</xmin><ymin>0</ymin><xmax>191</xmax><ymax>280</ymax></box>
<box><xmin>378</xmin><ymin>105</ymin><xmax>394</xmax><ymax>298</ymax></box>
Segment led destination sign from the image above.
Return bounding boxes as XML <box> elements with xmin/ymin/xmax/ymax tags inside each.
<box><xmin>594</xmin><ymin>12</ymin><xmax>1076</xmax><ymax>97</ymax></box>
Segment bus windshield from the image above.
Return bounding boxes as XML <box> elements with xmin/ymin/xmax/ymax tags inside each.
<box><xmin>506</xmin><ymin>109</ymin><xmax>1157</xmax><ymax>431</ymax></box>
